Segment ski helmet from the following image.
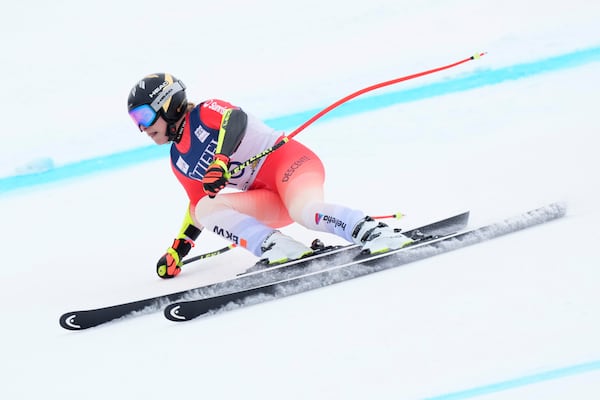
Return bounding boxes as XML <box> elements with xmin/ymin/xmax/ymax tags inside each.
<box><xmin>127</xmin><ymin>73</ymin><xmax>188</xmax><ymax>132</ymax></box>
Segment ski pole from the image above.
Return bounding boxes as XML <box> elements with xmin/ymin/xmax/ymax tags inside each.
<box><xmin>182</xmin><ymin>243</ymin><xmax>237</xmax><ymax>265</ymax></box>
<box><xmin>372</xmin><ymin>212</ymin><xmax>405</xmax><ymax>220</ymax></box>
<box><xmin>229</xmin><ymin>52</ymin><xmax>486</xmax><ymax>176</ymax></box>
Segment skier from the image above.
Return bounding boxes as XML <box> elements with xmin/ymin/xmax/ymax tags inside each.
<box><xmin>127</xmin><ymin>73</ymin><xmax>413</xmax><ymax>278</ymax></box>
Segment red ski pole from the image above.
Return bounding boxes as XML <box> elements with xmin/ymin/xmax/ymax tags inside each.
<box><xmin>230</xmin><ymin>52</ymin><xmax>486</xmax><ymax>176</ymax></box>
<box><xmin>372</xmin><ymin>212</ymin><xmax>405</xmax><ymax>220</ymax></box>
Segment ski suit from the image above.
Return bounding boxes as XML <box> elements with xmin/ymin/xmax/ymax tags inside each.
<box><xmin>171</xmin><ymin>99</ymin><xmax>364</xmax><ymax>256</ymax></box>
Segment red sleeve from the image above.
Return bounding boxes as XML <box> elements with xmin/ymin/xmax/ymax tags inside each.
<box><xmin>198</xmin><ymin>99</ymin><xmax>239</xmax><ymax>129</ymax></box>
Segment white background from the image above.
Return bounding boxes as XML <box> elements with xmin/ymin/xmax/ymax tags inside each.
<box><xmin>1</xmin><ymin>0</ymin><xmax>599</xmax><ymax>399</ymax></box>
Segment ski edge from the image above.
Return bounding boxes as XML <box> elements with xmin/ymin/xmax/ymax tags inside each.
<box><xmin>163</xmin><ymin>202</ymin><xmax>566</xmax><ymax>322</ymax></box>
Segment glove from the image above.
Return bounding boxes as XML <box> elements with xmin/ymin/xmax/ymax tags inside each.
<box><xmin>156</xmin><ymin>238</ymin><xmax>194</xmax><ymax>279</ymax></box>
<box><xmin>202</xmin><ymin>154</ymin><xmax>231</xmax><ymax>198</ymax></box>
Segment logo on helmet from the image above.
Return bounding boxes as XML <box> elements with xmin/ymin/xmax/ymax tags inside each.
<box><xmin>149</xmin><ymin>81</ymin><xmax>169</xmax><ymax>99</ymax></box>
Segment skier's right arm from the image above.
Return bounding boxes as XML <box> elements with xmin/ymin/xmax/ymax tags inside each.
<box><xmin>156</xmin><ymin>206</ymin><xmax>202</xmax><ymax>279</ymax></box>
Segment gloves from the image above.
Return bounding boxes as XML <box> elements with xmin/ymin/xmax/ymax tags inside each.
<box><xmin>156</xmin><ymin>238</ymin><xmax>194</xmax><ymax>279</ymax></box>
<box><xmin>202</xmin><ymin>154</ymin><xmax>231</xmax><ymax>198</ymax></box>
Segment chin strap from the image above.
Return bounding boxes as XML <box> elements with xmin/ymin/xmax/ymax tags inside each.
<box><xmin>167</xmin><ymin>118</ymin><xmax>186</xmax><ymax>143</ymax></box>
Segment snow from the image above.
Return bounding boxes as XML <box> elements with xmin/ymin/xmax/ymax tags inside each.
<box><xmin>1</xmin><ymin>0</ymin><xmax>599</xmax><ymax>399</ymax></box>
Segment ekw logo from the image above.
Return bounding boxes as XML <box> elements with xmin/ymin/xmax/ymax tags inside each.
<box><xmin>212</xmin><ymin>226</ymin><xmax>248</xmax><ymax>248</ymax></box>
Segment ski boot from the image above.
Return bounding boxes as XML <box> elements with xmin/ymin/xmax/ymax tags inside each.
<box><xmin>260</xmin><ymin>231</ymin><xmax>314</xmax><ymax>265</ymax></box>
<box><xmin>352</xmin><ymin>216</ymin><xmax>414</xmax><ymax>255</ymax></box>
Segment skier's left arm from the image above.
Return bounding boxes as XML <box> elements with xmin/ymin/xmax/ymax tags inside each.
<box><xmin>202</xmin><ymin>108</ymin><xmax>248</xmax><ymax>197</ymax></box>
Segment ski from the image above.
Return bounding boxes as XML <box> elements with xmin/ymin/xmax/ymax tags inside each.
<box><xmin>59</xmin><ymin>211</ymin><xmax>469</xmax><ymax>330</ymax></box>
<box><xmin>164</xmin><ymin>202</ymin><xmax>566</xmax><ymax>322</ymax></box>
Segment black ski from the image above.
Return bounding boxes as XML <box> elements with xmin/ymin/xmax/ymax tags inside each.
<box><xmin>59</xmin><ymin>211</ymin><xmax>469</xmax><ymax>330</ymax></box>
<box><xmin>164</xmin><ymin>202</ymin><xmax>565</xmax><ymax>322</ymax></box>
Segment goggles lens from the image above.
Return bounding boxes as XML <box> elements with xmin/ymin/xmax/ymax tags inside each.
<box><xmin>129</xmin><ymin>104</ymin><xmax>158</xmax><ymax>128</ymax></box>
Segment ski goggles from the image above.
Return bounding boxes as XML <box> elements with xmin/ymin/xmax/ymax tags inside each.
<box><xmin>129</xmin><ymin>104</ymin><xmax>159</xmax><ymax>129</ymax></box>
<box><xmin>128</xmin><ymin>80</ymin><xmax>186</xmax><ymax>129</ymax></box>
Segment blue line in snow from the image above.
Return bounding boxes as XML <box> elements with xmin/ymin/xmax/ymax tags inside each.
<box><xmin>424</xmin><ymin>360</ymin><xmax>600</xmax><ymax>400</ymax></box>
<box><xmin>1</xmin><ymin>45</ymin><xmax>599</xmax><ymax>195</ymax></box>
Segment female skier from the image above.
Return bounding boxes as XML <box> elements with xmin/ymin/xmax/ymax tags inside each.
<box><xmin>127</xmin><ymin>73</ymin><xmax>412</xmax><ymax>278</ymax></box>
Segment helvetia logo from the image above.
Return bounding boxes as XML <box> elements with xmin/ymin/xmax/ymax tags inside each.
<box><xmin>314</xmin><ymin>213</ymin><xmax>346</xmax><ymax>230</ymax></box>
<box><xmin>315</xmin><ymin>213</ymin><xmax>323</xmax><ymax>224</ymax></box>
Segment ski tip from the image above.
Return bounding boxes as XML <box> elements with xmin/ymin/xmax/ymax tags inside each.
<box><xmin>59</xmin><ymin>312</ymin><xmax>84</xmax><ymax>331</ymax></box>
<box><xmin>164</xmin><ymin>304</ymin><xmax>190</xmax><ymax>322</ymax></box>
<box><xmin>550</xmin><ymin>201</ymin><xmax>567</xmax><ymax>217</ymax></box>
